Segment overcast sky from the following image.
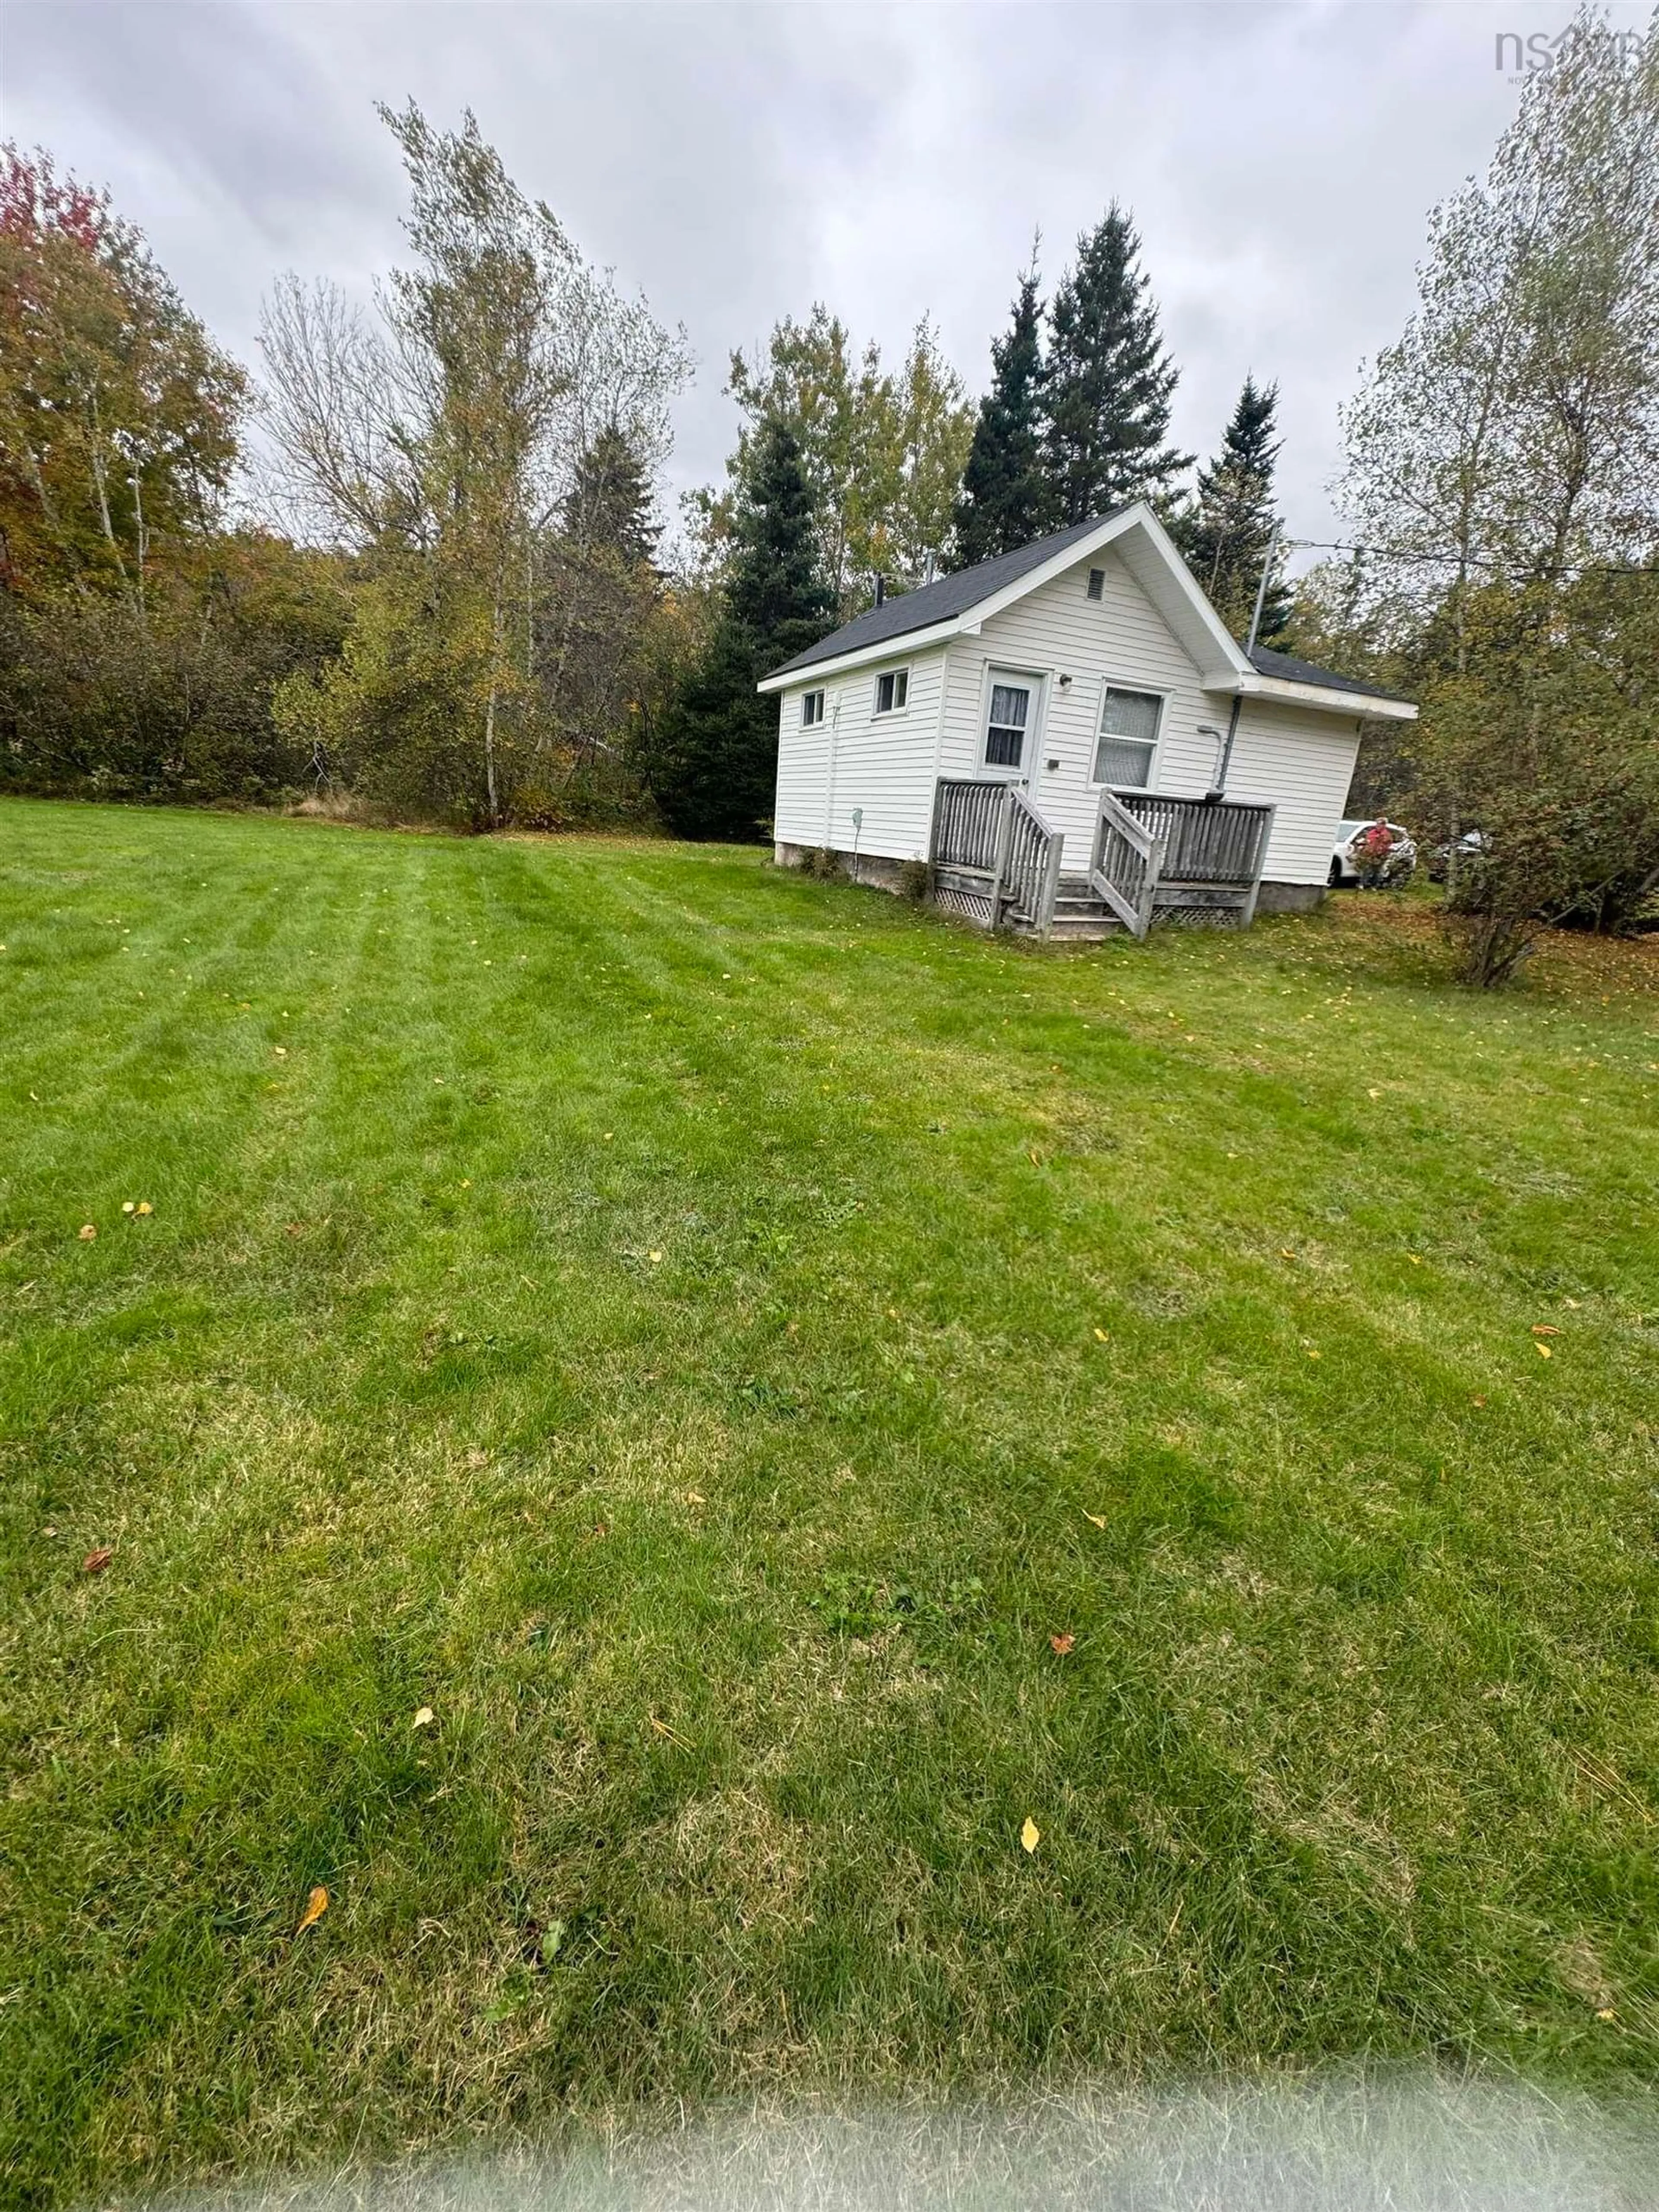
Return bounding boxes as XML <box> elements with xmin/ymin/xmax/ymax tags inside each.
<box><xmin>5</xmin><ymin>1</ymin><xmax>1650</xmax><ymax>564</ymax></box>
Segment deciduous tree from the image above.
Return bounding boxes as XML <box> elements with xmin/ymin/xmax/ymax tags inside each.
<box><xmin>721</xmin><ymin>307</ymin><xmax>972</xmax><ymax>609</ymax></box>
<box><xmin>1329</xmin><ymin>5</ymin><xmax>1659</xmax><ymax>944</ymax></box>
<box><xmin>262</xmin><ymin>104</ymin><xmax>690</xmax><ymax>825</ymax></box>
<box><xmin>0</xmin><ymin>144</ymin><xmax>245</xmax><ymax>605</ymax></box>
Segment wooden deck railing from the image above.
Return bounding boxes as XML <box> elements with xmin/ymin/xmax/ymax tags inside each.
<box><xmin>1116</xmin><ymin>793</ymin><xmax>1274</xmax><ymax>887</ymax></box>
<box><xmin>1093</xmin><ymin>791</ymin><xmax>1276</xmax><ymax>938</ymax></box>
<box><xmin>933</xmin><ymin>780</ymin><xmax>1275</xmax><ymax>941</ymax></box>
<box><xmin>1002</xmin><ymin>786</ymin><xmax>1064</xmax><ymax>932</ymax></box>
<box><xmin>1090</xmin><ymin>791</ymin><xmax>1167</xmax><ymax>938</ymax></box>
<box><xmin>931</xmin><ymin>778</ymin><xmax>1063</xmax><ymax>935</ymax></box>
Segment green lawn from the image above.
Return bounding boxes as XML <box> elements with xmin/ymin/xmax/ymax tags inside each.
<box><xmin>4</xmin><ymin>798</ymin><xmax>1659</xmax><ymax>2205</ymax></box>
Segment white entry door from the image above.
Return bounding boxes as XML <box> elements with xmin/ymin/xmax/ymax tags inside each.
<box><xmin>982</xmin><ymin>673</ymin><xmax>1039</xmax><ymax>776</ymax></box>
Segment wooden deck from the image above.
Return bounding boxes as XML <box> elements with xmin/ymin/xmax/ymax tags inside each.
<box><xmin>930</xmin><ymin>780</ymin><xmax>1275</xmax><ymax>941</ymax></box>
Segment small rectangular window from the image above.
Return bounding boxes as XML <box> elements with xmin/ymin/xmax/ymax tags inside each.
<box><xmin>1093</xmin><ymin>685</ymin><xmax>1161</xmax><ymax>787</ymax></box>
<box><xmin>874</xmin><ymin>668</ymin><xmax>909</xmax><ymax>714</ymax></box>
<box><xmin>1087</xmin><ymin>568</ymin><xmax>1105</xmax><ymax>600</ymax></box>
<box><xmin>801</xmin><ymin>689</ymin><xmax>825</xmax><ymax>727</ymax></box>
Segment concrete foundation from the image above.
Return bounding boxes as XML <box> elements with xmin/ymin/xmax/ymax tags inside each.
<box><xmin>773</xmin><ymin>842</ymin><xmax>918</xmax><ymax>894</ymax></box>
<box><xmin>1253</xmin><ymin>881</ymin><xmax>1328</xmax><ymax>915</ymax></box>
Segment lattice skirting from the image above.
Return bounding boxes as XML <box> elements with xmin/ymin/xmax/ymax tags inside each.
<box><xmin>934</xmin><ymin>886</ymin><xmax>995</xmax><ymax>927</ymax></box>
<box><xmin>1153</xmin><ymin>901</ymin><xmax>1247</xmax><ymax>930</ymax></box>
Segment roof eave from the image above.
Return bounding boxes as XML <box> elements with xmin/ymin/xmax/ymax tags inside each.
<box><xmin>756</xmin><ymin>614</ymin><xmax>963</xmax><ymax>693</ymax></box>
<box><xmin>1231</xmin><ymin>672</ymin><xmax>1418</xmax><ymax>719</ymax></box>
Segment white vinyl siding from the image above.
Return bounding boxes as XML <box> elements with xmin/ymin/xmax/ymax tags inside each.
<box><xmin>772</xmin><ymin>654</ymin><xmax>944</xmax><ymax>859</ymax></box>
<box><xmin>1214</xmin><ymin>697</ymin><xmax>1363</xmax><ymax>885</ymax></box>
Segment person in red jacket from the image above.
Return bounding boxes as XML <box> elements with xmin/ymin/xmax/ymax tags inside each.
<box><xmin>1356</xmin><ymin>818</ymin><xmax>1395</xmax><ymax>889</ymax></box>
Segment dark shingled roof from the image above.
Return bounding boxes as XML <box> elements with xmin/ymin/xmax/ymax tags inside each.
<box><xmin>763</xmin><ymin>515</ymin><xmax>1116</xmax><ymax>679</ymax></box>
<box><xmin>762</xmin><ymin>510</ymin><xmax>1412</xmax><ymax>708</ymax></box>
<box><xmin>1245</xmin><ymin>643</ymin><xmax>1410</xmax><ymax>705</ymax></box>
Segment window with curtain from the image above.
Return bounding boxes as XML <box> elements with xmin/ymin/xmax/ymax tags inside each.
<box><xmin>1093</xmin><ymin>686</ymin><xmax>1161</xmax><ymax>786</ymax></box>
<box><xmin>984</xmin><ymin>681</ymin><xmax>1031</xmax><ymax>768</ymax></box>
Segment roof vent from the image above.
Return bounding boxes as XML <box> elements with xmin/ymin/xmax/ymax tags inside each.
<box><xmin>874</xmin><ymin>574</ymin><xmax>886</xmax><ymax>607</ymax></box>
<box><xmin>1087</xmin><ymin>568</ymin><xmax>1105</xmax><ymax>601</ymax></box>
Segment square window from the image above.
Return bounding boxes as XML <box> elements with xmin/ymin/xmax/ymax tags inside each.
<box><xmin>1093</xmin><ymin>686</ymin><xmax>1161</xmax><ymax>787</ymax></box>
<box><xmin>875</xmin><ymin>669</ymin><xmax>909</xmax><ymax>714</ymax></box>
<box><xmin>1087</xmin><ymin>568</ymin><xmax>1106</xmax><ymax>601</ymax></box>
<box><xmin>801</xmin><ymin>689</ymin><xmax>825</xmax><ymax>727</ymax></box>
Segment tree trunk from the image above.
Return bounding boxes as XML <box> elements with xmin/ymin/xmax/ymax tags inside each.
<box><xmin>85</xmin><ymin>388</ymin><xmax>133</xmax><ymax>605</ymax></box>
<box><xmin>483</xmin><ymin>576</ymin><xmax>503</xmax><ymax>827</ymax></box>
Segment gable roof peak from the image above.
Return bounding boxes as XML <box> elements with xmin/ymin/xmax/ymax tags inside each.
<box><xmin>760</xmin><ymin>510</ymin><xmax>1139</xmax><ymax>684</ymax></box>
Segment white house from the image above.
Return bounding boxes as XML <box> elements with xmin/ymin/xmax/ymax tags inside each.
<box><xmin>758</xmin><ymin>505</ymin><xmax>1415</xmax><ymax>936</ymax></box>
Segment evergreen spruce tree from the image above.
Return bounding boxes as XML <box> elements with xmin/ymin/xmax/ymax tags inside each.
<box><xmin>564</xmin><ymin>426</ymin><xmax>659</xmax><ymax>565</ymax></box>
<box><xmin>1176</xmin><ymin>375</ymin><xmax>1291</xmax><ymax>643</ymax></box>
<box><xmin>649</xmin><ymin>419</ymin><xmax>833</xmax><ymax>840</ymax></box>
<box><xmin>1041</xmin><ymin>205</ymin><xmax>1191</xmax><ymax>525</ymax></box>
<box><xmin>725</xmin><ymin>417</ymin><xmax>835</xmax><ymax>662</ymax></box>
<box><xmin>952</xmin><ymin>262</ymin><xmax>1047</xmax><ymax>568</ymax></box>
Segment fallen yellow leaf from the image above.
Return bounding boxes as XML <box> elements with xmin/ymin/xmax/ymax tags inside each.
<box><xmin>1535</xmin><ymin>1340</ymin><xmax>1552</xmax><ymax>1359</ymax></box>
<box><xmin>1083</xmin><ymin>1510</ymin><xmax>1106</xmax><ymax>1529</ymax></box>
<box><xmin>648</xmin><ymin>1250</ymin><xmax>663</xmax><ymax>1264</ymax></box>
<box><xmin>78</xmin><ymin>1223</ymin><xmax>96</xmax><ymax>1241</ymax></box>
<box><xmin>1093</xmin><ymin>1327</ymin><xmax>1110</xmax><ymax>1342</ymax></box>
<box><xmin>686</xmin><ymin>1489</ymin><xmax>706</xmax><ymax>1505</ymax></box>
<box><xmin>1531</xmin><ymin>1324</ymin><xmax>1559</xmax><ymax>1336</ymax></box>
<box><xmin>122</xmin><ymin>1202</ymin><xmax>136</xmax><ymax>1215</ymax></box>
<box><xmin>412</xmin><ymin>1706</ymin><xmax>435</xmax><ymax>1729</ymax></box>
<box><xmin>1020</xmin><ymin>1817</ymin><xmax>1040</xmax><ymax>1854</ymax></box>
<box><xmin>135</xmin><ymin>1201</ymin><xmax>152</xmax><ymax>1216</ymax></box>
<box><xmin>1049</xmin><ymin>1632</ymin><xmax>1074</xmax><ymax>1655</ymax></box>
<box><xmin>296</xmin><ymin>1884</ymin><xmax>328</xmax><ymax>1934</ymax></box>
